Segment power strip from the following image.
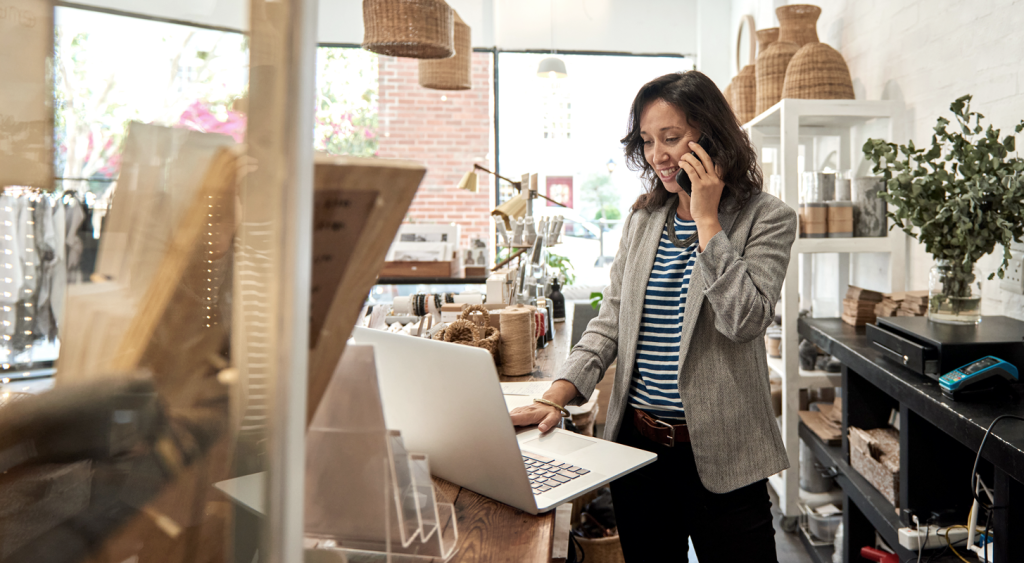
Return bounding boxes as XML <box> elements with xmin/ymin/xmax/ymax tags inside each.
<box><xmin>970</xmin><ymin>541</ymin><xmax>994</xmax><ymax>560</ymax></box>
<box><xmin>897</xmin><ymin>525</ymin><xmax>970</xmax><ymax>551</ymax></box>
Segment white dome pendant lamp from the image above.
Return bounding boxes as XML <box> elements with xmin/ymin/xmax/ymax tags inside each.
<box><xmin>536</xmin><ymin>0</ymin><xmax>567</xmax><ymax>78</ymax></box>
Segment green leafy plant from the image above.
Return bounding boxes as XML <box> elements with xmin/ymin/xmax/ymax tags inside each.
<box><xmin>863</xmin><ymin>95</ymin><xmax>1024</xmax><ymax>313</ymax></box>
<box><xmin>546</xmin><ymin>252</ymin><xmax>576</xmax><ymax>286</ymax></box>
<box><xmin>589</xmin><ymin>291</ymin><xmax>603</xmax><ymax>310</ymax></box>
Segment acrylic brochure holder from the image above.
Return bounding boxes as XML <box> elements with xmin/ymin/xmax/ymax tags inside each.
<box><xmin>304</xmin><ymin>344</ymin><xmax>457</xmax><ymax>562</ymax></box>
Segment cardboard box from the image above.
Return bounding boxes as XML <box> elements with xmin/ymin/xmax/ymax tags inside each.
<box><xmin>441</xmin><ymin>303</ymin><xmax>505</xmax><ymax>327</ymax></box>
<box><xmin>849</xmin><ymin>426</ymin><xmax>900</xmax><ymax>508</ymax></box>
<box><xmin>381</xmin><ymin>251</ymin><xmax>463</xmax><ymax>278</ymax></box>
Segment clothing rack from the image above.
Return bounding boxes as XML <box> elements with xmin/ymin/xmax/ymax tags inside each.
<box><xmin>0</xmin><ymin>187</ymin><xmax>98</xmax><ymax>373</ymax></box>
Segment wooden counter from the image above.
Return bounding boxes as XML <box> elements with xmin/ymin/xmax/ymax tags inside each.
<box><xmin>435</xmin><ymin>305</ymin><xmax>575</xmax><ymax>563</ymax></box>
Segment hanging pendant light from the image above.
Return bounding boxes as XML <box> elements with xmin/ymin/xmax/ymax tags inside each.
<box><xmin>536</xmin><ymin>57</ymin><xmax>567</xmax><ymax>78</ymax></box>
<box><xmin>419</xmin><ymin>11</ymin><xmax>471</xmax><ymax>90</ymax></box>
<box><xmin>536</xmin><ymin>0</ymin><xmax>567</xmax><ymax>78</ymax></box>
<box><xmin>362</xmin><ymin>0</ymin><xmax>455</xmax><ymax>59</ymax></box>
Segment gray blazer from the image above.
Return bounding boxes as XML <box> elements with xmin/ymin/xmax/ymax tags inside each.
<box><xmin>558</xmin><ymin>191</ymin><xmax>797</xmax><ymax>494</ymax></box>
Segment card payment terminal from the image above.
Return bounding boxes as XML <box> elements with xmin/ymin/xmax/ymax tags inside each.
<box><xmin>938</xmin><ymin>356</ymin><xmax>1019</xmax><ymax>399</ymax></box>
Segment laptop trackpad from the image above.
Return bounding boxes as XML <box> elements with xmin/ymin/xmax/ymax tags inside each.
<box><xmin>522</xmin><ymin>431</ymin><xmax>595</xmax><ymax>456</ymax></box>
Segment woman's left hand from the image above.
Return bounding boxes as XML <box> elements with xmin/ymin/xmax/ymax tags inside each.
<box><xmin>678</xmin><ymin>141</ymin><xmax>726</xmax><ymax>223</ymax></box>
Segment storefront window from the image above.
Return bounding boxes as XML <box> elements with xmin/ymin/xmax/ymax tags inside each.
<box><xmin>496</xmin><ymin>52</ymin><xmax>691</xmax><ymax>290</ymax></box>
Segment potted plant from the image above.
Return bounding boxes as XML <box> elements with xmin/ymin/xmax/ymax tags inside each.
<box><xmin>863</xmin><ymin>95</ymin><xmax>1024</xmax><ymax>324</ymax></box>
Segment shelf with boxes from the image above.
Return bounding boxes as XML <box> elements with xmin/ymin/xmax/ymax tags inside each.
<box><xmin>799</xmin><ymin>317</ymin><xmax>1024</xmax><ymax>563</ymax></box>
<box><xmin>745</xmin><ymin>98</ymin><xmax>908</xmax><ymax>523</ymax></box>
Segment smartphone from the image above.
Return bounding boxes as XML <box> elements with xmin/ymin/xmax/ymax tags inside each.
<box><xmin>674</xmin><ymin>133</ymin><xmax>714</xmax><ymax>196</ymax></box>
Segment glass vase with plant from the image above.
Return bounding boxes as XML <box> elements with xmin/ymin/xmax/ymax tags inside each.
<box><xmin>863</xmin><ymin>95</ymin><xmax>1024</xmax><ymax>324</ymax></box>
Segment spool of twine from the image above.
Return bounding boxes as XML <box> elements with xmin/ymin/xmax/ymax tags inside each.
<box><xmin>499</xmin><ymin>305</ymin><xmax>534</xmax><ymax>376</ymax></box>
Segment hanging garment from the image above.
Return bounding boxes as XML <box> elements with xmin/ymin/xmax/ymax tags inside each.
<box><xmin>64</xmin><ymin>196</ymin><xmax>85</xmax><ymax>284</ymax></box>
<box><xmin>35</xmin><ymin>196</ymin><xmax>61</xmax><ymax>341</ymax></box>
<box><xmin>49</xmin><ymin>198</ymin><xmax>68</xmax><ymax>337</ymax></box>
<box><xmin>0</xmin><ymin>195</ymin><xmax>22</xmax><ymax>344</ymax></box>
<box><xmin>10</xmin><ymin>196</ymin><xmax>45</xmax><ymax>354</ymax></box>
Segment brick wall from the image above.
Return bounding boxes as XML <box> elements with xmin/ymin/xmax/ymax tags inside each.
<box><xmin>377</xmin><ymin>52</ymin><xmax>495</xmax><ymax>253</ymax></box>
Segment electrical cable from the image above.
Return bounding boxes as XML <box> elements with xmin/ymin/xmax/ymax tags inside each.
<box><xmin>982</xmin><ymin>508</ymin><xmax>993</xmax><ymax>563</ymax></box>
<box><xmin>945</xmin><ymin>526</ymin><xmax>972</xmax><ymax>563</ymax></box>
<box><xmin>970</xmin><ymin>414</ymin><xmax>1024</xmax><ymax>509</ymax></box>
<box><xmin>916</xmin><ymin>521</ymin><xmax>927</xmax><ymax>563</ymax></box>
<box><xmin>927</xmin><ymin>525</ymin><xmax>969</xmax><ymax>563</ymax></box>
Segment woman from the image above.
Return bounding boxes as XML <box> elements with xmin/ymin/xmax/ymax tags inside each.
<box><xmin>510</xmin><ymin>71</ymin><xmax>796</xmax><ymax>561</ymax></box>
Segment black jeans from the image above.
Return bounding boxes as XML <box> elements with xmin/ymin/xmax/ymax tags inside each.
<box><xmin>609</xmin><ymin>409</ymin><xmax>779</xmax><ymax>562</ymax></box>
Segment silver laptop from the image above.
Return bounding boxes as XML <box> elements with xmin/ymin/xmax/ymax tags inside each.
<box><xmin>351</xmin><ymin>326</ymin><xmax>656</xmax><ymax>515</ymax></box>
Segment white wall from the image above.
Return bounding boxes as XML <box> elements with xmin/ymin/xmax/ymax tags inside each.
<box><xmin>729</xmin><ymin>0</ymin><xmax>1024</xmax><ymax>320</ymax></box>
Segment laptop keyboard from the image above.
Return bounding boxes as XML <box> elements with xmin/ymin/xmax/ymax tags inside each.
<box><xmin>521</xmin><ymin>452</ymin><xmax>591</xmax><ymax>495</ymax></box>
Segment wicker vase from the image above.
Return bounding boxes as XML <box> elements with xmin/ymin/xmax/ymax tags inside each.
<box><xmin>757</xmin><ymin>27</ymin><xmax>780</xmax><ymax>51</ymax></box>
<box><xmin>732</xmin><ymin>65</ymin><xmax>757</xmax><ymax>125</ymax></box>
<box><xmin>755</xmin><ymin>39</ymin><xmax>798</xmax><ymax>114</ymax></box>
<box><xmin>776</xmin><ymin>4</ymin><xmax>821</xmax><ymax>46</ymax></box>
<box><xmin>782</xmin><ymin>42</ymin><xmax>855</xmax><ymax>100</ymax></box>
<box><xmin>738</xmin><ymin>28</ymin><xmax>778</xmax><ymax>122</ymax></box>
<box><xmin>419</xmin><ymin>12</ymin><xmax>471</xmax><ymax>89</ymax></box>
<box><xmin>363</xmin><ymin>0</ymin><xmax>455</xmax><ymax>59</ymax></box>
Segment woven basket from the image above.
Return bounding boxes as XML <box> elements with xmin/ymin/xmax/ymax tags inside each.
<box><xmin>419</xmin><ymin>11</ymin><xmax>471</xmax><ymax>90</ymax></box>
<box><xmin>731</xmin><ymin>15</ymin><xmax>758</xmax><ymax>125</ymax></box>
<box><xmin>575</xmin><ymin>535</ymin><xmax>625</xmax><ymax>563</ymax></box>
<box><xmin>461</xmin><ymin>305</ymin><xmax>501</xmax><ymax>362</ymax></box>
<box><xmin>432</xmin><ymin>307</ymin><xmax>501</xmax><ymax>364</ymax></box>
<box><xmin>732</xmin><ymin>65</ymin><xmax>757</xmax><ymax>125</ymax></box>
<box><xmin>363</xmin><ymin>0</ymin><xmax>454</xmax><ymax>59</ymax></box>
<box><xmin>776</xmin><ymin>4</ymin><xmax>821</xmax><ymax>46</ymax></box>
<box><xmin>755</xmin><ymin>39</ymin><xmax>799</xmax><ymax>114</ymax></box>
<box><xmin>782</xmin><ymin>42</ymin><xmax>855</xmax><ymax>100</ymax></box>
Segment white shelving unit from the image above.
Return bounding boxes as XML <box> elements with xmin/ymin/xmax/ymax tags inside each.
<box><xmin>744</xmin><ymin>99</ymin><xmax>907</xmax><ymax>522</ymax></box>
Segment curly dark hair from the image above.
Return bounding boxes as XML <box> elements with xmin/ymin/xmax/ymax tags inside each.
<box><xmin>622</xmin><ymin>71</ymin><xmax>762</xmax><ymax>213</ymax></box>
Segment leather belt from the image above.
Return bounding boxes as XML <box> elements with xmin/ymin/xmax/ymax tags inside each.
<box><xmin>632</xmin><ymin>408</ymin><xmax>690</xmax><ymax>447</ymax></box>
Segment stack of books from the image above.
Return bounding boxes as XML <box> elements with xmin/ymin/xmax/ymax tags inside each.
<box><xmin>842</xmin><ymin>286</ymin><xmax>884</xmax><ymax>326</ymax></box>
<box><xmin>897</xmin><ymin>290</ymin><xmax>929</xmax><ymax>316</ymax></box>
<box><xmin>874</xmin><ymin>292</ymin><xmax>904</xmax><ymax>318</ymax></box>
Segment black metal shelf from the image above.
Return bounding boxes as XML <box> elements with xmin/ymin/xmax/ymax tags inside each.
<box><xmin>799</xmin><ymin>318</ymin><xmax>1024</xmax><ymax>484</ymax></box>
<box><xmin>797</xmin><ymin>528</ymin><xmax>834</xmax><ymax>563</ymax></box>
<box><xmin>375</xmin><ymin>276</ymin><xmax>489</xmax><ymax>285</ymax></box>
<box><xmin>799</xmin><ymin>421</ymin><xmax>915</xmax><ymax>562</ymax></box>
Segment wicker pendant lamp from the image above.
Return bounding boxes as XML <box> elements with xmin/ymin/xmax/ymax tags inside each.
<box><xmin>781</xmin><ymin>6</ymin><xmax>854</xmax><ymax>100</ymax></box>
<box><xmin>363</xmin><ymin>0</ymin><xmax>455</xmax><ymax>59</ymax></box>
<box><xmin>419</xmin><ymin>11</ymin><xmax>471</xmax><ymax>90</ymax></box>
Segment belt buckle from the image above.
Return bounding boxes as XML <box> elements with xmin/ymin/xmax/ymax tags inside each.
<box><xmin>654</xmin><ymin>418</ymin><xmax>676</xmax><ymax>448</ymax></box>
